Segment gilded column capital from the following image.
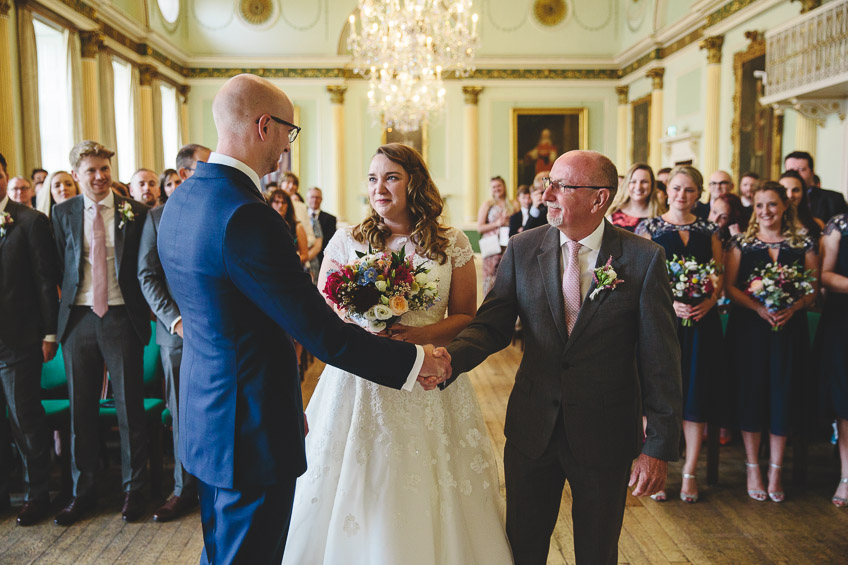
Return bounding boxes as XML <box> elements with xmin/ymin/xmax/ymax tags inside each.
<box><xmin>326</xmin><ymin>85</ymin><xmax>347</xmax><ymax>105</ymax></box>
<box><xmin>791</xmin><ymin>0</ymin><xmax>822</xmax><ymax>13</ymax></box>
<box><xmin>139</xmin><ymin>64</ymin><xmax>157</xmax><ymax>87</ymax></box>
<box><xmin>79</xmin><ymin>31</ymin><xmax>104</xmax><ymax>60</ymax></box>
<box><xmin>1</xmin><ymin>1</ymin><xmax>12</xmax><ymax>18</ymax></box>
<box><xmin>699</xmin><ymin>35</ymin><xmax>725</xmax><ymax>65</ymax></box>
<box><xmin>462</xmin><ymin>86</ymin><xmax>483</xmax><ymax>105</ymax></box>
<box><xmin>615</xmin><ymin>86</ymin><xmax>629</xmax><ymax>105</ymax></box>
<box><xmin>178</xmin><ymin>85</ymin><xmax>191</xmax><ymax>100</ymax></box>
<box><xmin>646</xmin><ymin>67</ymin><xmax>665</xmax><ymax>90</ymax></box>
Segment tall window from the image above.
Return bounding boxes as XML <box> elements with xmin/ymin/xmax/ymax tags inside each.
<box><xmin>160</xmin><ymin>83</ymin><xmax>180</xmax><ymax>169</ymax></box>
<box><xmin>33</xmin><ymin>19</ymin><xmax>72</xmax><ymax>174</ymax></box>
<box><xmin>112</xmin><ymin>58</ymin><xmax>135</xmax><ymax>182</ymax></box>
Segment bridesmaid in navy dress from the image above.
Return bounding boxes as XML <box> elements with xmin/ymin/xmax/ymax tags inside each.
<box><xmin>724</xmin><ymin>181</ymin><xmax>819</xmax><ymax>503</ymax></box>
<box><xmin>818</xmin><ymin>213</ymin><xmax>848</xmax><ymax>507</ymax></box>
<box><xmin>636</xmin><ymin>165</ymin><xmax>723</xmax><ymax>504</ymax></box>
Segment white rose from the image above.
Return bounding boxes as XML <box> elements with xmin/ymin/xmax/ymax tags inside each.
<box><xmin>415</xmin><ymin>272</ymin><xmax>429</xmax><ymax>285</ymax></box>
<box><xmin>410</xmin><ymin>281</ymin><xmax>420</xmax><ymax>293</ymax></box>
<box><xmin>363</xmin><ymin>307</ymin><xmax>378</xmax><ymax>321</ymax></box>
<box><xmin>375</xmin><ymin>280</ymin><xmax>388</xmax><ymax>292</ymax></box>
<box><xmin>373</xmin><ymin>304</ymin><xmax>393</xmax><ymax>320</ymax></box>
<box><xmin>368</xmin><ymin>320</ymin><xmax>387</xmax><ymax>333</ymax></box>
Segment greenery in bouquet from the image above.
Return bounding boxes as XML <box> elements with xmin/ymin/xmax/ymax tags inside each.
<box><xmin>666</xmin><ymin>254</ymin><xmax>719</xmax><ymax>327</ymax></box>
<box><xmin>322</xmin><ymin>246</ymin><xmax>439</xmax><ymax>332</ymax></box>
<box><xmin>745</xmin><ymin>261</ymin><xmax>816</xmax><ymax>331</ymax></box>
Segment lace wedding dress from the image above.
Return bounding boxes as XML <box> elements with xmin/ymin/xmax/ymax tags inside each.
<box><xmin>282</xmin><ymin>227</ymin><xmax>513</xmax><ymax>565</ymax></box>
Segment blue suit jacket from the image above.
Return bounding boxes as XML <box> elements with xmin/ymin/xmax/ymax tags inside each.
<box><xmin>158</xmin><ymin>162</ymin><xmax>418</xmax><ymax>489</ymax></box>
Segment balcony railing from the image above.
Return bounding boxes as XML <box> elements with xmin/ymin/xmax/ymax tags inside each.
<box><xmin>765</xmin><ymin>0</ymin><xmax>848</xmax><ymax>100</ymax></box>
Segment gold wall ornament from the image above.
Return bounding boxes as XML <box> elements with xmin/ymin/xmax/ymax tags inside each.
<box><xmin>178</xmin><ymin>85</ymin><xmax>191</xmax><ymax>100</ymax></box>
<box><xmin>615</xmin><ymin>85</ymin><xmax>629</xmax><ymax>105</ymax></box>
<box><xmin>139</xmin><ymin>64</ymin><xmax>157</xmax><ymax>87</ymax></box>
<box><xmin>462</xmin><ymin>86</ymin><xmax>483</xmax><ymax>105</ymax></box>
<box><xmin>240</xmin><ymin>0</ymin><xmax>273</xmax><ymax>25</ymax></box>
<box><xmin>79</xmin><ymin>31</ymin><xmax>104</xmax><ymax>60</ymax></box>
<box><xmin>1</xmin><ymin>1</ymin><xmax>12</xmax><ymax>18</ymax></box>
<box><xmin>533</xmin><ymin>0</ymin><xmax>567</xmax><ymax>26</ymax></box>
<box><xmin>699</xmin><ymin>35</ymin><xmax>725</xmax><ymax>65</ymax></box>
<box><xmin>646</xmin><ymin>67</ymin><xmax>665</xmax><ymax>90</ymax></box>
<box><xmin>792</xmin><ymin>0</ymin><xmax>822</xmax><ymax>13</ymax></box>
<box><xmin>326</xmin><ymin>85</ymin><xmax>347</xmax><ymax>105</ymax></box>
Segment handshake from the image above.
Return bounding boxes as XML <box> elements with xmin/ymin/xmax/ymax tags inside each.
<box><xmin>417</xmin><ymin>344</ymin><xmax>452</xmax><ymax>391</ymax></box>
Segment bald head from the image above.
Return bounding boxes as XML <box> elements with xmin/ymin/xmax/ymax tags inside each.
<box><xmin>553</xmin><ymin>151</ymin><xmax>618</xmax><ymax>195</ymax></box>
<box><xmin>546</xmin><ymin>150</ymin><xmax>618</xmax><ymax>240</ymax></box>
<box><xmin>708</xmin><ymin>170</ymin><xmax>733</xmax><ymax>200</ymax></box>
<box><xmin>213</xmin><ymin>74</ymin><xmax>293</xmax><ymax>139</ymax></box>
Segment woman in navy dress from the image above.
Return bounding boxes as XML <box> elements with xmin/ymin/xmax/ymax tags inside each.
<box><xmin>724</xmin><ymin>181</ymin><xmax>819</xmax><ymax>503</ymax></box>
<box><xmin>818</xmin><ymin>213</ymin><xmax>848</xmax><ymax>507</ymax></box>
<box><xmin>636</xmin><ymin>165</ymin><xmax>723</xmax><ymax>504</ymax></box>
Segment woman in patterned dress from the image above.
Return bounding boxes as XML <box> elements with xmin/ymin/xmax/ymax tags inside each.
<box><xmin>607</xmin><ymin>163</ymin><xmax>665</xmax><ymax>232</ymax></box>
<box><xmin>478</xmin><ymin>176</ymin><xmax>516</xmax><ymax>296</ymax></box>
<box><xmin>724</xmin><ymin>181</ymin><xmax>819</xmax><ymax>503</ymax></box>
<box><xmin>636</xmin><ymin>165</ymin><xmax>723</xmax><ymax>503</ymax></box>
<box><xmin>282</xmin><ymin>144</ymin><xmax>513</xmax><ymax>564</ymax></box>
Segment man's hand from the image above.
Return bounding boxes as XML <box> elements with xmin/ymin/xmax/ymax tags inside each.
<box><xmin>417</xmin><ymin>345</ymin><xmax>452</xmax><ymax>391</ymax></box>
<box><xmin>628</xmin><ymin>453</ymin><xmax>667</xmax><ymax>497</ymax></box>
<box><xmin>42</xmin><ymin>341</ymin><xmax>58</xmax><ymax>363</ymax></box>
<box><xmin>174</xmin><ymin>320</ymin><xmax>184</xmax><ymax>338</ymax></box>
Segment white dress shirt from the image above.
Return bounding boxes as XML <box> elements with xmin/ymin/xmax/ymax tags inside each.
<box><xmin>559</xmin><ymin>220</ymin><xmax>606</xmax><ymax>300</ymax></box>
<box><xmin>74</xmin><ymin>190</ymin><xmax>125</xmax><ymax>307</ymax></box>
<box><xmin>206</xmin><ymin>152</ymin><xmax>425</xmax><ymax>390</ymax></box>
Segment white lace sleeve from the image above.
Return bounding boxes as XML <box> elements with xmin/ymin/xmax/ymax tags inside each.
<box><xmin>321</xmin><ymin>227</ymin><xmax>353</xmax><ymax>271</ymax></box>
<box><xmin>446</xmin><ymin>228</ymin><xmax>474</xmax><ymax>270</ymax></box>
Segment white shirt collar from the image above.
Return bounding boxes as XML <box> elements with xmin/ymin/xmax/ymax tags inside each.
<box><xmin>207</xmin><ymin>152</ymin><xmax>262</xmax><ymax>193</ymax></box>
<box><xmin>559</xmin><ymin>219</ymin><xmax>605</xmax><ymax>251</ymax></box>
<box><xmin>82</xmin><ymin>190</ymin><xmax>115</xmax><ymax>210</ymax></box>
<box><xmin>0</xmin><ymin>194</ymin><xmax>8</xmax><ymax>212</ymax></box>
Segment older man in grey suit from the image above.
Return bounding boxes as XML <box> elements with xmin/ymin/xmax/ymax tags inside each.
<box><xmin>445</xmin><ymin>150</ymin><xmax>682</xmax><ymax>565</ymax></box>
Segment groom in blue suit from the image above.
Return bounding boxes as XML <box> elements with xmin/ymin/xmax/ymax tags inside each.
<box><xmin>158</xmin><ymin>74</ymin><xmax>451</xmax><ymax>564</ymax></box>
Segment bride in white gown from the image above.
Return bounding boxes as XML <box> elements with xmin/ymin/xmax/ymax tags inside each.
<box><xmin>282</xmin><ymin>144</ymin><xmax>513</xmax><ymax>565</ymax></box>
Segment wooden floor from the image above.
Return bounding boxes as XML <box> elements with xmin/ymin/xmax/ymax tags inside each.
<box><xmin>2</xmin><ymin>346</ymin><xmax>847</xmax><ymax>564</ymax></box>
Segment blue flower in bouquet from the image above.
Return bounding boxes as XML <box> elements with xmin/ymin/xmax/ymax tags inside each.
<box><xmin>357</xmin><ymin>267</ymin><xmax>377</xmax><ymax>286</ymax></box>
<box><xmin>669</xmin><ymin>261</ymin><xmax>683</xmax><ymax>276</ymax></box>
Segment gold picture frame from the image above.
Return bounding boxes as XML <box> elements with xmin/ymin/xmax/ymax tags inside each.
<box><xmin>381</xmin><ymin>124</ymin><xmax>429</xmax><ymax>164</ymax></box>
<box><xmin>510</xmin><ymin>108</ymin><xmax>588</xmax><ymax>196</ymax></box>
<box><xmin>630</xmin><ymin>94</ymin><xmax>651</xmax><ymax>166</ymax></box>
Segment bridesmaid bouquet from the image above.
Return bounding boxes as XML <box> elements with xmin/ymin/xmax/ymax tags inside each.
<box><xmin>323</xmin><ymin>246</ymin><xmax>439</xmax><ymax>333</ymax></box>
<box><xmin>666</xmin><ymin>255</ymin><xmax>719</xmax><ymax>327</ymax></box>
<box><xmin>745</xmin><ymin>262</ymin><xmax>816</xmax><ymax>331</ymax></box>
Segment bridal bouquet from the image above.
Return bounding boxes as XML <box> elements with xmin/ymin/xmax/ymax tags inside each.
<box><xmin>666</xmin><ymin>255</ymin><xmax>719</xmax><ymax>327</ymax></box>
<box><xmin>745</xmin><ymin>261</ymin><xmax>816</xmax><ymax>331</ymax></box>
<box><xmin>323</xmin><ymin>246</ymin><xmax>439</xmax><ymax>332</ymax></box>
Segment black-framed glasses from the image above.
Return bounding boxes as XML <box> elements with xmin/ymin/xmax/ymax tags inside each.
<box><xmin>542</xmin><ymin>177</ymin><xmax>614</xmax><ymax>192</ymax></box>
<box><xmin>255</xmin><ymin>115</ymin><xmax>301</xmax><ymax>143</ymax></box>
<box><xmin>708</xmin><ymin>181</ymin><xmax>731</xmax><ymax>187</ymax></box>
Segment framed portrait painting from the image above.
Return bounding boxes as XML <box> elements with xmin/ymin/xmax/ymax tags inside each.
<box><xmin>382</xmin><ymin>125</ymin><xmax>429</xmax><ymax>163</ymax></box>
<box><xmin>511</xmin><ymin>108</ymin><xmax>588</xmax><ymax>194</ymax></box>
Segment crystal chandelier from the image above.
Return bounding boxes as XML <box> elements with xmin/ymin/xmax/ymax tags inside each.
<box><xmin>348</xmin><ymin>0</ymin><xmax>479</xmax><ymax>133</ymax></box>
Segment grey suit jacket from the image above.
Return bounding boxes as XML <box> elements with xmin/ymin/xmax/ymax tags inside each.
<box><xmin>138</xmin><ymin>205</ymin><xmax>182</xmax><ymax>347</ymax></box>
<box><xmin>447</xmin><ymin>221</ymin><xmax>682</xmax><ymax>468</ymax></box>
<box><xmin>52</xmin><ymin>194</ymin><xmax>151</xmax><ymax>345</ymax></box>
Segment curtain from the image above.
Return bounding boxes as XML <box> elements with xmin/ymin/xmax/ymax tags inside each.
<box><xmin>152</xmin><ymin>77</ymin><xmax>163</xmax><ymax>172</ymax></box>
<box><xmin>98</xmin><ymin>50</ymin><xmax>117</xmax><ymax>157</ymax></box>
<box><xmin>130</xmin><ymin>64</ymin><xmax>142</xmax><ymax>173</ymax></box>
<box><xmin>16</xmin><ymin>7</ymin><xmax>41</xmax><ymax>175</ymax></box>
<box><xmin>66</xmin><ymin>29</ymin><xmax>83</xmax><ymax>144</ymax></box>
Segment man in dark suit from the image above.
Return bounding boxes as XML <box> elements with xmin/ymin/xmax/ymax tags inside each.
<box><xmin>445</xmin><ymin>150</ymin><xmax>682</xmax><ymax>565</ymax></box>
<box><xmin>176</xmin><ymin>143</ymin><xmax>211</xmax><ymax>182</ymax></box>
<box><xmin>306</xmin><ymin>186</ymin><xmax>336</xmax><ymax>262</ymax></box>
<box><xmin>0</xmin><ymin>153</ymin><xmax>59</xmax><ymax>526</ymax></box>
<box><xmin>785</xmin><ymin>151</ymin><xmax>847</xmax><ymax>222</ymax></box>
<box><xmin>158</xmin><ymin>74</ymin><xmax>450</xmax><ymax>563</ymax></box>
<box><xmin>509</xmin><ymin>184</ymin><xmax>547</xmax><ymax>237</ymax></box>
<box><xmin>137</xmin><ymin>150</ymin><xmax>204</xmax><ymax>523</ymax></box>
<box><xmin>51</xmin><ymin>141</ymin><xmax>151</xmax><ymax>525</ymax></box>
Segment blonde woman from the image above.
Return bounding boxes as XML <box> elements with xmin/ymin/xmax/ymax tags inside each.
<box><xmin>477</xmin><ymin>175</ymin><xmax>516</xmax><ymax>295</ymax></box>
<box><xmin>36</xmin><ymin>171</ymin><xmax>79</xmax><ymax>217</ymax></box>
<box><xmin>607</xmin><ymin>163</ymin><xmax>665</xmax><ymax>232</ymax></box>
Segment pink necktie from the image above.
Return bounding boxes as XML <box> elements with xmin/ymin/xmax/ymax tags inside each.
<box><xmin>563</xmin><ymin>240</ymin><xmax>582</xmax><ymax>334</ymax></box>
<box><xmin>91</xmin><ymin>203</ymin><xmax>108</xmax><ymax>318</ymax></box>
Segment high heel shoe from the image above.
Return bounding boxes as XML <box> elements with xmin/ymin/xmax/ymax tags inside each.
<box><xmin>832</xmin><ymin>477</ymin><xmax>848</xmax><ymax>508</ymax></box>
<box><xmin>680</xmin><ymin>473</ymin><xmax>698</xmax><ymax>503</ymax></box>
<box><xmin>746</xmin><ymin>462</ymin><xmax>767</xmax><ymax>502</ymax></box>
<box><xmin>768</xmin><ymin>463</ymin><xmax>785</xmax><ymax>503</ymax></box>
<box><xmin>650</xmin><ymin>490</ymin><xmax>667</xmax><ymax>502</ymax></box>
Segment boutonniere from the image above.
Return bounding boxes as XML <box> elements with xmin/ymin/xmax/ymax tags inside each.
<box><xmin>0</xmin><ymin>211</ymin><xmax>13</xmax><ymax>237</ymax></box>
<box><xmin>589</xmin><ymin>256</ymin><xmax>624</xmax><ymax>300</ymax></box>
<box><xmin>117</xmin><ymin>201</ymin><xmax>135</xmax><ymax>229</ymax></box>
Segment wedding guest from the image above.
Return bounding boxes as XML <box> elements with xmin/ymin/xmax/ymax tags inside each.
<box><xmin>129</xmin><ymin>168</ymin><xmax>161</xmax><ymax>207</ymax></box>
<box><xmin>31</xmin><ymin>168</ymin><xmax>47</xmax><ymax>206</ymax></box>
<box><xmin>477</xmin><ymin>175</ymin><xmax>515</xmax><ymax>295</ymax></box>
<box><xmin>176</xmin><ymin>143</ymin><xmax>211</xmax><ymax>181</ymax></box>
<box><xmin>657</xmin><ymin>167</ymin><xmax>672</xmax><ymax>186</ymax></box>
<box><xmin>785</xmin><ymin>151</ymin><xmax>847</xmax><ymax>221</ymax></box>
<box><xmin>268</xmin><ymin>188</ymin><xmax>308</xmax><ymax>264</ymax></box>
<box><xmin>724</xmin><ymin>181</ymin><xmax>818</xmax><ymax>503</ymax></box>
<box><xmin>607</xmin><ymin>163</ymin><xmax>664</xmax><ymax>231</ymax></box>
<box><xmin>307</xmin><ymin>186</ymin><xmax>336</xmax><ymax>263</ymax></box>
<box><xmin>36</xmin><ymin>171</ymin><xmax>79</xmax><ymax>218</ymax></box>
<box><xmin>817</xmin><ymin>212</ymin><xmax>848</xmax><ymax>507</ymax></box>
<box><xmin>111</xmin><ymin>181</ymin><xmax>129</xmax><ymax>198</ymax></box>
<box><xmin>707</xmin><ymin>171</ymin><xmax>734</xmax><ymax>206</ymax></box>
<box><xmin>0</xmin><ymin>152</ymin><xmax>60</xmax><ymax>526</ymax></box>
<box><xmin>52</xmin><ymin>141</ymin><xmax>151</xmax><ymax>525</ymax></box>
<box><xmin>7</xmin><ymin>177</ymin><xmax>34</xmax><ymax>207</ymax></box>
<box><xmin>637</xmin><ymin>165</ymin><xmax>724</xmax><ymax>503</ymax></box>
<box><xmin>159</xmin><ymin>168</ymin><xmax>181</xmax><ymax>203</ymax></box>
<box><xmin>709</xmin><ymin>193</ymin><xmax>749</xmax><ymax>243</ymax></box>
<box><xmin>280</xmin><ymin>171</ymin><xmax>316</xmax><ymax>251</ymax></box>
<box><xmin>779</xmin><ymin>170</ymin><xmax>824</xmax><ymax>238</ymax></box>
<box><xmin>509</xmin><ymin>184</ymin><xmax>547</xmax><ymax>236</ymax></box>
<box><xmin>739</xmin><ymin>171</ymin><xmax>759</xmax><ymax>209</ymax></box>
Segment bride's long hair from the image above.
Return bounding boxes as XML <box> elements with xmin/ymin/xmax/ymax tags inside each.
<box><xmin>353</xmin><ymin>143</ymin><xmax>450</xmax><ymax>264</ymax></box>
